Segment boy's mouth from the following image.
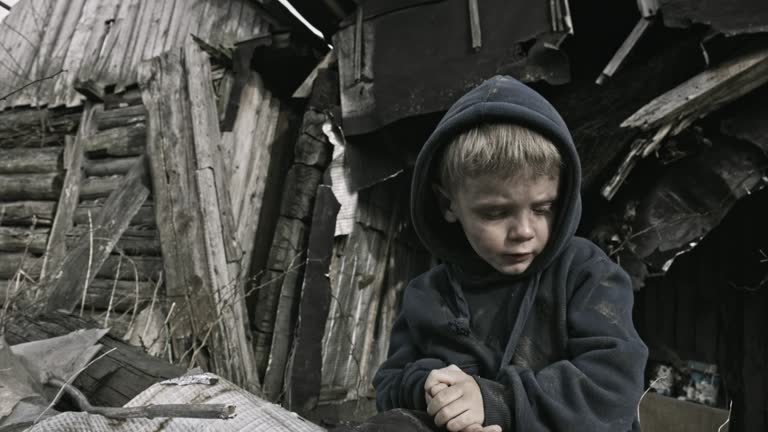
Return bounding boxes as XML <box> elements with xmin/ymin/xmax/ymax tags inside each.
<box><xmin>503</xmin><ymin>253</ymin><xmax>532</xmax><ymax>263</ymax></box>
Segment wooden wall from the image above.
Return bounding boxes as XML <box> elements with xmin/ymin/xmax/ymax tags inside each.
<box><xmin>0</xmin><ymin>0</ymin><xmax>267</xmax><ymax>109</ymax></box>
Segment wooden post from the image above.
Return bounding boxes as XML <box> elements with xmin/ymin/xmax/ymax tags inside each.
<box><xmin>184</xmin><ymin>38</ymin><xmax>258</xmax><ymax>391</ymax></box>
<box><xmin>138</xmin><ymin>49</ymin><xmax>215</xmax><ymax>366</ymax></box>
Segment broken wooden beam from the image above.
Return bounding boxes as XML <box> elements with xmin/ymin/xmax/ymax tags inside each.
<box><xmin>622</xmin><ymin>47</ymin><xmax>768</xmax><ymax>131</ymax></box>
<box><xmin>44</xmin><ymin>156</ymin><xmax>151</xmax><ymax>313</ymax></box>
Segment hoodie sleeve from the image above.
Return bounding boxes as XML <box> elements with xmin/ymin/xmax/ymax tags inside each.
<box><xmin>476</xmin><ymin>257</ymin><xmax>648</xmax><ymax>431</ymax></box>
<box><xmin>373</xmin><ymin>308</ymin><xmax>448</xmax><ymax>412</ymax></box>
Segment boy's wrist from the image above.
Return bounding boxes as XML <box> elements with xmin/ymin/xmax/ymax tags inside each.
<box><xmin>473</xmin><ymin>376</ymin><xmax>513</xmax><ymax>430</ymax></box>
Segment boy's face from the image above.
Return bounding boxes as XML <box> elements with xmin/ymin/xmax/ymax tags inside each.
<box><xmin>438</xmin><ymin>173</ymin><xmax>559</xmax><ymax>275</ymax></box>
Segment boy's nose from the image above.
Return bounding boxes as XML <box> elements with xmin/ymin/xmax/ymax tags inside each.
<box><xmin>507</xmin><ymin>216</ymin><xmax>535</xmax><ymax>241</ymax></box>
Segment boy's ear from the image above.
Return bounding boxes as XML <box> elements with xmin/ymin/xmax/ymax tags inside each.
<box><xmin>432</xmin><ymin>183</ymin><xmax>458</xmax><ymax>223</ymax></box>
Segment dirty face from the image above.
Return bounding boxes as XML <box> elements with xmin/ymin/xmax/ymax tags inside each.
<box><xmin>439</xmin><ymin>173</ymin><xmax>559</xmax><ymax>275</ymax></box>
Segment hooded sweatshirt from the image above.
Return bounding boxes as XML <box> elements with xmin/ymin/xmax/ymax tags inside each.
<box><xmin>372</xmin><ymin>76</ymin><xmax>648</xmax><ymax>431</ymax></box>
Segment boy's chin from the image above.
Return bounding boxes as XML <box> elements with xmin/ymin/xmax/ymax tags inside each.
<box><xmin>492</xmin><ymin>261</ymin><xmax>533</xmax><ymax>275</ymax></box>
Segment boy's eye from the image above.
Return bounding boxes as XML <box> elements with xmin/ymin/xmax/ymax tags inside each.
<box><xmin>533</xmin><ymin>204</ymin><xmax>554</xmax><ymax>215</ymax></box>
<box><xmin>477</xmin><ymin>209</ymin><xmax>507</xmax><ymax>219</ymax></box>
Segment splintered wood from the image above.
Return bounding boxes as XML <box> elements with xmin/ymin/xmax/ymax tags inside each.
<box><xmin>138</xmin><ymin>41</ymin><xmax>258</xmax><ymax>391</ymax></box>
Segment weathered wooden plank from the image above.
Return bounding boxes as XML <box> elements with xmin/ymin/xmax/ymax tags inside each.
<box><xmin>74</xmin><ymin>0</ymin><xmax>120</xmax><ymax>88</ymax></box>
<box><xmin>75</xmin><ymin>200</ymin><xmax>156</xmax><ymax>228</ymax></box>
<box><xmin>0</xmin><ymin>227</ymin><xmax>49</xmax><ymax>254</ymax></box>
<box><xmin>232</xmin><ymin>94</ymin><xmax>281</xmax><ymax>266</ymax></box>
<box><xmin>185</xmin><ymin>39</ymin><xmax>241</xmax><ymax>262</ymax></box>
<box><xmin>19</xmin><ymin>0</ymin><xmax>70</xmax><ymax>106</ymax></box>
<box><xmin>80</xmin><ymin>174</ymin><xmax>124</xmax><ymax>200</ymax></box>
<box><xmin>93</xmin><ymin>104</ymin><xmax>147</xmax><ymax>130</ymax></box>
<box><xmin>228</xmin><ymin>76</ymin><xmax>269</xmax><ymax>216</ymax></box>
<box><xmin>148</xmin><ymin>0</ymin><xmax>177</xmax><ymax>60</ymax></box>
<box><xmin>185</xmin><ymin>38</ymin><xmax>257</xmax><ymax>390</ymax></box>
<box><xmin>43</xmin><ymin>106</ymin><xmax>93</xmax><ymax>279</ymax></box>
<box><xmin>0</xmin><ymin>147</ymin><xmax>62</xmax><ymax>174</ymax></box>
<box><xmin>41</xmin><ymin>0</ymin><xmax>87</xmax><ymax>106</ymax></box>
<box><xmin>95</xmin><ymin>0</ymin><xmax>141</xmax><ymax>85</ymax></box>
<box><xmin>67</xmin><ymin>226</ymin><xmax>160</xmax><ymax>256</ymax></box>
<box><xmin>83</xmin><ymin>123</ymin><xmax>146</xmax><ymax>156</ymax></box>
<box><xmin>44</xmin><ymin>156</ymin><xmax>151</xmax><ymax>313</ymax></box>
<box><xmin>53</xmin><ymin>0</ymin><xmax>94</xmax><ymax>106</ymax></box>
<box><xmin>84</xmin><ymin>156</ymin><xmax>141</xmax><ymax>177</ymax></box>
<box><xmin>623</xmin><ymin>48</ymin><xmax>768</xmax><ymax>131</ymax></box>
<box><xmin>0</xmin><ymin>201</ymin><xmax>56</xmax><ymax>226</ymax></box>
<box><xmin>283</xmin><ymin>185</ymin><xmax>340</xmax><ymax>412</ymax></box>
<box><xmin>5</xmin><ymin>312</ymin><xmax>185</xmax><ymax>407</ymax></box>
<box><xmin>0</xmin><ymin>173</ymin><xmax>61</xmax><ymax>200</ymax></box>
<box><xmin>138</xmin><ymin>49</ymin><xmax>219</xmax><ymax>374</ymax></box>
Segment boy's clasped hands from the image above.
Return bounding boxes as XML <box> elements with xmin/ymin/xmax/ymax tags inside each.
<box><xmin>425</xmin><ymin>365</ymin><xmax>503</xmax><ymax>432</ymax></box>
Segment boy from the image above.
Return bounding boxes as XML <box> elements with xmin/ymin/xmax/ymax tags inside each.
<box><xmin>372</xmin><ymin>76</ymin><xmax>648</xmax><ymax>431</ymax></box>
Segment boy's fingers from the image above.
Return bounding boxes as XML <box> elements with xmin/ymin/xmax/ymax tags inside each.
<box><xmin>426</xmin><ymin>385</ymin><xmax>462</xmax><ymax>416</ymax></box>
<box><xmin>460</xmin><ymin>424</ymin><xmax>484</xmax><ymax>432</ymax></box>
<box><xmin>427</xmin><ymin>368</ymin><xmax>464</xmax><ymax>388</ymax></box>
<box><xmin>433</xmin><ymin>401</ymin><xmax>468</xmax><ymax>428</ymax></box>
<box><xmin>429</xmin><ymin>382</ymin><xmax>448</xmax><ymax>396</ymax></box>
<box><xmin>482</xmin><ymin>426</ymin><xmax>502</xmax><ymax>432</ymax></box>
<box><xmin>445</xmin><ymin>410</ymin><xmax>481</xmax><ymax>432</ymax></box>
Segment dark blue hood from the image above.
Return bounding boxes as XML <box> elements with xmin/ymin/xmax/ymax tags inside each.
<box><xmin>411</xmin><ymin>75</ymin><xmax>582</xmax><ymax>276</ymax></box>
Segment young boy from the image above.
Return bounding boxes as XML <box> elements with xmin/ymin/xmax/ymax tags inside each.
<box><xmin>372</xmin><ymin>76</ymin><xmax>648</xmax><ymax>431</ymax></box>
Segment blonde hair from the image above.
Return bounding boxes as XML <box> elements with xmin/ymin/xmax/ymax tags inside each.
<box><xmin>438</xmin><ymin>123</ymin><xmax>562</xmax><ymax>192</ymax></box>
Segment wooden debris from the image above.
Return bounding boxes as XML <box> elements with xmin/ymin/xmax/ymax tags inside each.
<box><xmin>44</xmin><ymin>157</ymin><xmax>151</xmax><ymax>313</ymax></box>
<box><xmin>4</xmin><ymin>312</ymin><xmax>185</xmax><ymax>407</ymax></box>
<box><xmin>84</xmin><ymin>156</ymin><xmax>142</xmax><ymax>177</ymax></box>
<box><xmin>49</xmin><ymin>376</ymin><xmax>235</xmax><ymax>419</ymax></box>
<box><xmin>468</xmin><ymin>0</ymin><xmax>482</xmax><ymax>51</ymax></box>
<box><xmin>596</xmin><ymin>18</ymin><xmax>653</xmax><ymax>85</ymax></box>
<box><xmin>622</xmin><ymin>47</ymin><xmax>768</xmax><ymax>131</ymax></box>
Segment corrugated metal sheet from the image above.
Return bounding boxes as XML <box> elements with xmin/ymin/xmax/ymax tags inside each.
<box><xmin>0</xmin><ymin>0</ymin><xmax>267</xmax><ymax>110</ymax></box>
